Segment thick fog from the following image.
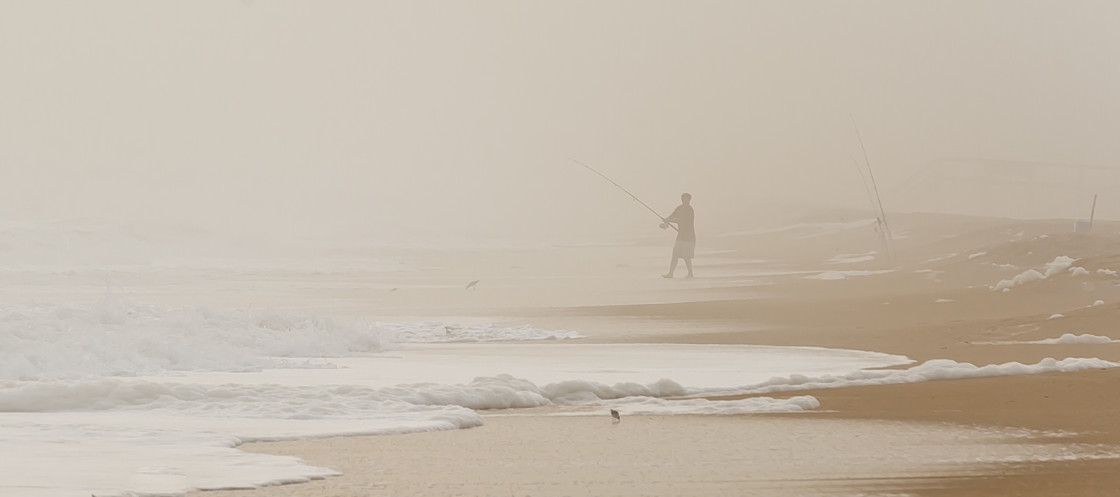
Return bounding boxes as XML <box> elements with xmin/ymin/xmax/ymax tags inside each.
<box><xmin>2</xmin><ymin>1</ymin><xmax>1118</xmax><ymax>247</ymax></box>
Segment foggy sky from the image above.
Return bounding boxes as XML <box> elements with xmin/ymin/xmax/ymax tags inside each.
<box><xmin>2</xmin><ymin>1</ymin><xmax>1118</xmax><ymax>245</ymax></box>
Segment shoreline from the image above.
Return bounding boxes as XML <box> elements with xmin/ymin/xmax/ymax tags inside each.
<box><xmin>191</xmin><ymin>215</ymin><xmax>1120</xmax><ymax>497</ymax></box>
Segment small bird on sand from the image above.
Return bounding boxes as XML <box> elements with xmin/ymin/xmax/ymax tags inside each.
<box><xmin>465</xmin><ymin>280</ymin><xmax>480</xmax><ymax>291</ymax></box>
<box><xmin>610</xmin><ymin>409</ymin><xmax>621</xmax><ymax>424</ymax></box>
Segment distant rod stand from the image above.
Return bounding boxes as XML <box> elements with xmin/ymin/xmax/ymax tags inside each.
<box><xmin>1090</xmin><ymin>194</ymin><xmax>1098</xmax><ymax>230</ymax></box>
<box><xmin>850</xmin><ymin>116</ymin><xmax>893</xmax><ymax>265</ymax></box>
<box><xmin>570</xmin><ymin>157</ymin><xmax>677</xmax><ymax>232</ymax></box>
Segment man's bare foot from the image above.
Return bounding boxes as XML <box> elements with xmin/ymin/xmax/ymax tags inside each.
<box><xmin>662</xmin><ymin>274</ymin><xmax>673</xmax><ymax>279</ymax></box>
<box><xmin>685</xmin><ymin>274</ymin><xmax>694</xmax><ymax>279</ymax></box>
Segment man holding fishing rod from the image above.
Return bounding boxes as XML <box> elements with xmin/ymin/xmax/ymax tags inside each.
<box><xmin>571</xmin><ymin>158</ymin><xmax>695</xmax><ymax>278</ymax></box>
<box><xmin>661</xmin><ymin>193</ymin><xmax>695</xmax><ymax>279</ymax></box>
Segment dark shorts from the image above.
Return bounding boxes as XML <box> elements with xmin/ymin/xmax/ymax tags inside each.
<box><xmin>672</xmin><ymin>239</ymin><xmax>695</xmax><ymax>259</ymax></box>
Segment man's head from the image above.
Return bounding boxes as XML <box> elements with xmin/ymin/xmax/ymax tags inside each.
<box><xmin>681</xmin><ymin>193</ymin><xmax>692</xmax><ymax>205</ymax></box>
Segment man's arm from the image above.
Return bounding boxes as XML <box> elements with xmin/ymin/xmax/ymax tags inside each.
<box><xmin>664</xmin><ymin>205</ymin><xmax>683</xmax><ymax>224</ymax></box>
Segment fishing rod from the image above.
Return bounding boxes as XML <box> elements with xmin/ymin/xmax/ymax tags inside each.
<box><xmin>850</xmin><ymin>117</ymin><xmax>893</xmax><ymax>265</ymax></box>
<box><xmin>569</xmin><ymin>157</ymin><xmax>678</xmax><ymax>232</ymax></box>
<box><xmin>848</xmin><ymin>154</ymin><xmax>879</xmax><ymax>215</ymax></box>
<box><xmin>851</xmin><ymin>117</ymin><xmax>891</xmax><ymax>240</ymax></box>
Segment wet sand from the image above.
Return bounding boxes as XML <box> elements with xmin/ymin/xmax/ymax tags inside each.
<box><xmin>193</xmin><ymin>213</ymin><xmax>1120</xmax><ymax>497</ymax></box>
<box><xmin>198</xmin><ymin>413</ymin><xmax>1118</xmax><ymax>497</ymax></box>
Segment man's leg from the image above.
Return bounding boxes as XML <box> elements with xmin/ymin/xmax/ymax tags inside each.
<box><xmin>663</xmin><ymin>256</ymin><xmax>678</xmax><ymax>278</ymax></box>
<box><xmin>684</xmin><ymin>257</ymin><xmax>693</xmax><ymax>278</ymax></box>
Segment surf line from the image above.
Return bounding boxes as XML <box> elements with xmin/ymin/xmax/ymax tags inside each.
<box><xmin>569</xmin><ymin>157</ymin><xmax>678</xmax><ymax>232</ymax></box>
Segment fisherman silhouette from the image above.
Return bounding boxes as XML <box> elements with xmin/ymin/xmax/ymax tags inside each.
<box><xmin>662</xmin><ymin>193</ymin><xmax>695</xmax><ymax>279</ymax></box>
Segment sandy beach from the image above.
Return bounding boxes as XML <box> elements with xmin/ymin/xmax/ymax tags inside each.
<box><xmin>6</xmin><ymin>3</ymin><xmax>1118</xmax><ymax>496</ymax></box>
<box><xmin>182</xmin><ymin>213</ymin><xmax>1120</xmax><ymax>497</ymax></box>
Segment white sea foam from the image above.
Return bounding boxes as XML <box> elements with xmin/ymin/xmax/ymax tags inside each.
<box><xmin>979</xmin><ymin>333</ymin><xmax>1118</xmax><ymax>345</ymax></box>
<box><xmin>992</xmin><ymin>255</ymin><xmax>1077</xmax><ymax>291</ymax></box>
<box><xmin>924</xmin><ymin>253</ymin><xmax>958</xmax><ymax>263</ymax></box>
<box><xmin>993</xmin><ymin>269</ymin><xmax>1046</xmax><ymax>291</ymax></box>
<box><xmin>605</xmin><ymin>395</ymin><xmax>821</xmax><ymax>415</ymax></box>
<box><xmin>1044</xmin><ymin>256</ymin><xmax>1078</xmax><ymax>276</ymax></box>
<box><xmin>828</xmin><ymin>251</ymin><xmax>877</xmax><ymax>264</ymax></box>
<box><xmin>1030</xmin><ymin>334</ymin><xmax>1117</xmax><ymax>345</ymax></box>
<box><xmin>913</xmin><ymin>269</ymin><xmax>944</xmax><ymax>282</ymax></box>
<box><xmin>709</xmin><ymin>357</ymin><xmax>1119</xmax><ymax>396</ymax></box>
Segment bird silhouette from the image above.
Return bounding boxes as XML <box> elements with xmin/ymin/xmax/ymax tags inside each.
<box><xmin>610</xmin><ymin>409</ymin><xmax>620</xmax><ymax>424</ymax></box>
<box><xmin>465</xmin><ymin>280</ymin><xmax>480</xmax><ymax>291</ymax></box>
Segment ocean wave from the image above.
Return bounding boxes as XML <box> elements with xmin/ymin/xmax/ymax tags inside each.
<box><xmin>0</xmin><ymin>297</ymin><xmax>581</xmax><ymax>381</ymax></box>
<box><xmin>0</xmin><ymin>374</ymin><xmax>685</xmax><ymax>415</ymax></box>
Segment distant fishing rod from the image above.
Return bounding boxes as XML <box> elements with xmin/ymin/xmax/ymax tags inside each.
<box><xmin>569</xmin><ymin>157</ymin><xmax>678</xmax><ymax>232</ymax></box>
<box><xmin>851</xmin><ymin>116</ymin><xmax>891</xmax><ymax>240</ymax></box>
<box><xmin>850</xmin><ymin>116</ymin><xmax>893</xmax><ymax>266</ymax></box>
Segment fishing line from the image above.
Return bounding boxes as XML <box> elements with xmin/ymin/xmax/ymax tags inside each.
<box><xmin>570</xmin><ymin>157</ymin><xmax>678</xmax><ymax>232</ymax></box>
